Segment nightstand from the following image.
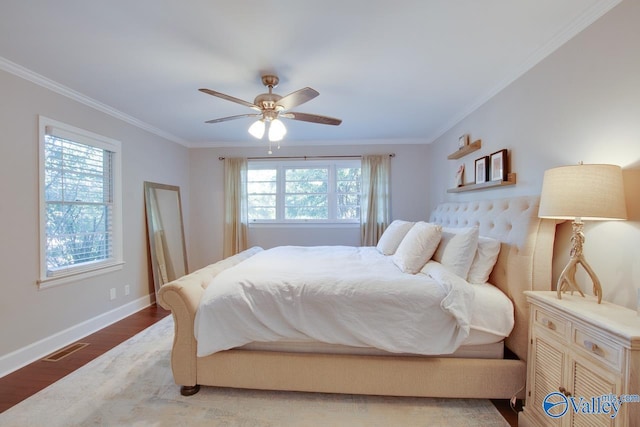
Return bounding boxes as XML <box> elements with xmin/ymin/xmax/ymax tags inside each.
<box><xmin>519</xmin><ymin>291</ymin><xmax>640</xmax><ymax>427</ymax></box>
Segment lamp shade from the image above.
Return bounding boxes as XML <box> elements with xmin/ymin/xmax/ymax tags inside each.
<box><xmin>248</xmin><ymin>120</ymin><xmax>265</xmax><ymax>139</ymax></box>
<box><xmin>268</xmin><ymin>118</ymin><xmax>287</xmax><ymax>142</ymax></box>
<box><xmin>539</xmin><ymin>164</ymin><xmax>627</xmax><ymax>220</ymax></box>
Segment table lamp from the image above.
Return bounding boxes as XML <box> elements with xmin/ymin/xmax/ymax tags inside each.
<box><xmin>538</xmin><ymin>163</ymin><xmax>627</xmax><ymax>303</ymax></box>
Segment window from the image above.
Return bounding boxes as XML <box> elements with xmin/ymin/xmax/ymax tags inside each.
<box><xmin>38</xmin><ymin>117</ymin><xmax>123</xmax><ymax>288</ymax></box>
<box><xmin>247</xmin><ymin>159</ymin><xmax>361</xmax><ymax>224</ymax></box>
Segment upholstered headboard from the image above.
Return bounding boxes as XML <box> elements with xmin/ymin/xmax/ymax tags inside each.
<box><xmin>429</xmin><ymin>196</ymin><xmax>557</xmax><ymax>361</ymax></box>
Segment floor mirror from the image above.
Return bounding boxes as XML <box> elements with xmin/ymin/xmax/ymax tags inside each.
<box><xmin>144</xmin><ymin>181</ymin><xmax>188</xmax><ymax>297</ymax></box>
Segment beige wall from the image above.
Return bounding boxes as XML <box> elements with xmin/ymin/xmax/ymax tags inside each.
<box><xmin>0</xmin><ymin>69</ymin><xmax>189</xmax><ymax>374</ymax></box>
<box><xmin>426</xmin><ymin>0</ymin><xmax>640</xmax><ymax>309</ymax></box>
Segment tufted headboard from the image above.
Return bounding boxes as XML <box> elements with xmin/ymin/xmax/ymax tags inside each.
<box><xmin>429</xmin><ymin>196</ymin><xmax>557</xmax><ymax>361</ymax></box>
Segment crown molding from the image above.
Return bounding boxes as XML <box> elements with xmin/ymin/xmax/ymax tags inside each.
<box><xmin>188</xmin><ymin>137</ymin><xmax>429</xmax><ymax>149</ymax></box>
<box><xmin>1</xmin><ymin>0</ymin><xmax>622</xmax><ymax>149</ymax></box>
<box><xmin>0</xmin><ymin>56</ymin><xmax>188</xmax><ymax>147</ymax></box>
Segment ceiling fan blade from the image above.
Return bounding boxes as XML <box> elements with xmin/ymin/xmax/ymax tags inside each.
<box><xmin>205</xmin><ymin>113</ymin><xmax>261</xmax><ymax>124</ymax></box>
<box><xmin>199</xmin><ymin>88</ymin><xmax>261</xmax><ymax>111</ymax></box>
<box><xmin>275</xmin><ymin>87</ymin><xmax>319</xmax><ymax>111</ymax></box>
<box><xmin>283</xmin><ymin>112</ymin><xmax>342</xmax><ymax>126</ymax></box>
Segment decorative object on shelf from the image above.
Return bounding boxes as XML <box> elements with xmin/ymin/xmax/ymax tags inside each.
<box><xmin>455</xmin><ymin>164</ymin><xmax>465</xmax><ymax>187</ymax></box>
<box><xmin>447</xmin><ymin>139</ymin><xmax>481</xmax><ymax>160</ymax></box>
<box><xmin>446</xmin><ymin>140</ymin><xmax>515</xmax><ymax>193</ymax></box>
<box><xmin>458</xmin><ymin>134</ymin><xmax>470</xmax><ymax>149</ymax></box>
<box><xmin>474</xmin><ymin>156</ymin><xmax>489</xmax><ymax>184</ymax></box>
<box><xmin>538</xmin><ymin>163</ymin><xmax>627</xmax><ymax>303</ymax></box>
<box><xmin>490</xmin><ymin>149</ymin><xmax>508</xmax><ymax>181</ymax></box>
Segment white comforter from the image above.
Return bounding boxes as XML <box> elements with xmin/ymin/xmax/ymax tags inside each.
<box><xmin>194</xmin><ymin>246</ymin><xmax>475</xmax><ymax>357</ymax></box>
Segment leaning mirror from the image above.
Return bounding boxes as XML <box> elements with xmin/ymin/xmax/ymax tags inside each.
<box><xmin>144</xmin><ymin>181</ymin><xmax>188</xmax><ymax>297</ymax></box>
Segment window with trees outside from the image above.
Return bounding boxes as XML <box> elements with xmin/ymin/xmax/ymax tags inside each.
<box><xmin>247</xmin><ymin>159</ymin><xmax>361</xmax><ymax>224</ymax></box>
<box><xmin>38</xmin><ymin>117</ymin><xmax>123</xmax><ymax>288</ymax></box>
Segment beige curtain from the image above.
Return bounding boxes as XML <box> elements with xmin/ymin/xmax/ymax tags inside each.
<box><xmin>223</xmin><ymin>157</ymin><xmax>248</xmax><ymax>257</ymax></box>
<box><xmin>360</xmin><ymin>154</ymin><xmax>391</xmax><ymax>246</ymax></box>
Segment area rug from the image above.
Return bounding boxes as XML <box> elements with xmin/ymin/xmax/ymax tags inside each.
<box><xmin>0</xmin><ymin>316</ymin><xmax>510</xmax><ymax>427</ymax></box>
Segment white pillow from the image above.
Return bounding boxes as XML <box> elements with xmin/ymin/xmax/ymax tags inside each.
<box><xmin>467</xmin><ymin>237</ymin><xmax>501</xmax><ymax>284</ymax></box>
<box><xmin>432</xmin><ymin>226</ymin><xmax>479</xmax><ymax>279</ymax></box>
<box><xmin>376</xmin><ymin>220</ymin><xmax>415</xmax><ymax>255</ymax></box>
<box><xmin>393</xmin><ymin>222</ymin><xmax>442</xmax><ymax>274</ymax></box>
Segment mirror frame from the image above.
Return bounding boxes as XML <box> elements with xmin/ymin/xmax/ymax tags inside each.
<box><xmin>144</xmin><ymin>181</ymin><xmax>188</xmax><ymax>297</ymax></box>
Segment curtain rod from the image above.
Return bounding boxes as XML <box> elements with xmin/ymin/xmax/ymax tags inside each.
<box><xmin>218</xmin><ymin>154</ymin><xmax>395</xmax><ymax>161</ymax></box>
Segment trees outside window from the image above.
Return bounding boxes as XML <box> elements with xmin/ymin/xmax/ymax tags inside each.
<box><xmin>247</xmin><ymin>160</ymin><xmax>361</xmax><ymax>223</ymax></box>
<box><xmin>38</xmin><ymin>117</ymin><xmax>122</xmax><ymax>288</ymax></box>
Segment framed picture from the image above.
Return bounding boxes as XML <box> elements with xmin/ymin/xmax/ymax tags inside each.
<box><xmin>458</xmin><ymin>134</ymin><xmax>469</xmax><ymax>149</ymax></box>
<box><xmin>490</xmin><ymin>149</ymin><xmax>508</xmax><ymax>181</ymax></box>
<box><xmin>475</xmin><ymin>156</ymin><xmax>489</xmax><ymax>184</ymax></box>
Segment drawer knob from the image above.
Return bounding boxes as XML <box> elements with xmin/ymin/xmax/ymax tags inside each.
<box><xmin>542</xmin><ymin>318</ymin><xmax>556</xmax><ymax>330</ymax></box>
<box><xmin>584</xmin><ymin>340</ymin><xmax>602</xmax><ymax>355</ymax></box>
<box><xmin>559</xmin><ymin>386</ymin><xmax>572</xmax><ymax>397</ymax></box>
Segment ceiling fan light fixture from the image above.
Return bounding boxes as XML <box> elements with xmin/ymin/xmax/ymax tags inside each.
<box><xmin>268</xmin><ymin>118</ymin><xmax>287</xmax><ymax>142</ymax></box>
<box><xmin>201</xmin><ymin>74</ymin><xmax>341</xmax><ymax>149</ymax></box>
<box><xmin>248</xmin><ymin>119</ymin><xmax>265</xmax><ymax>139</ymax></box>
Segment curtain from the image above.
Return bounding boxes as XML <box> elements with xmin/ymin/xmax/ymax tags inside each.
<box><xmin>223</xmin><ymin>157</ymin><xmax>248</xmax><ymax>257</ymax></box>
<box><xmin>360</xmin><ymin>154</ymin><xmax>391</xmax><ymax>246</ymax></box>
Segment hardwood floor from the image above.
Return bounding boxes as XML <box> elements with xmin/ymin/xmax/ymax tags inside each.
<box><xmin>0</xmin><ymin>304</ymin><xmax>170</xmax><ymax>413</ymax></box>
<box><xmin>0</xmin><ymin>304</ymin><xmax>518</xmax><ymax>425</ymax></box>
<box><xmin>492</xmin><ymin>398</ymin><xmax>519</xmax><ymax>426</ymax></box>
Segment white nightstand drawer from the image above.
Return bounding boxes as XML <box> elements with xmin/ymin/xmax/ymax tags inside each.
<box><xmin>533</xmin><ymin>306</ymin><xmax>568</xmax><ymax>340</ymax></box>
<box><xmin>573</xmin><ymin>327</ymin><xmax>621</xmax><ymax>370</ymax></box>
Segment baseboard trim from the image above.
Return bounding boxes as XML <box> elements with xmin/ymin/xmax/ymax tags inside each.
<box><xmin>0</xmin><ymin>294</ymin><xmax>153</xmax><ymax>378</ymax></box>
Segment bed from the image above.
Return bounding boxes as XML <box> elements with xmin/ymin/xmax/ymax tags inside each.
<box><xmin>157</xmin><ymin>196</ymin><xmax>557</xmax><ymax>398</ymax></box>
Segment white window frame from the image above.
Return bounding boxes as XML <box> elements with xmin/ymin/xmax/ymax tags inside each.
<box><xmin>38</xmin><ymin>116</ymin><xmax>123</xmax><ymax>289</ymax></box>
<box><xmin>248</xmin><ymin>159</ymin><xmax>361</xmax><ymax>226</ymax></box>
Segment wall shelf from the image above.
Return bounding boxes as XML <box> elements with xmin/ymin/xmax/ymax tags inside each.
<box><xmin>447</xmin><ymin>139</ymin><xmax>481</xmax><ymax>159</ymax></box>
<box><xmin>447</xmin><ymin>173</ymin><xmax>516</xmax><ymax>193</ymax></box>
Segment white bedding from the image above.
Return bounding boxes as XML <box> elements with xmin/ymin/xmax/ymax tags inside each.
<box><xmin>237</xmin><ymin>283</ymin><xmax>515</xmax><ymax>357</ymax></box>
<box><xmin>465</xmin><ymin>282</ymin><xmax>514</xmax><ymax>344</ymax></box>
<box><xmin>195</xmin><ymin>245</ymin><xmax>481</xmax><ymax>357</ymax></box>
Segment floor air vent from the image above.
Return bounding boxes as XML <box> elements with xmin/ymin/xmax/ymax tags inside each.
<box><xmin>42</xmin><ymin>342</ymin><xmax>89</xmax><ymax>362</ymax></box>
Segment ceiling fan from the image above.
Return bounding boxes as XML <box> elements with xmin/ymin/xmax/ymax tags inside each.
<box><xmin>199</xmin><ymin>75</ymin><xmax>342</xmax><ymax>148</ymax></box>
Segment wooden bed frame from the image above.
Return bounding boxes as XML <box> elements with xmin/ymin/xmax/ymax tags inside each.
<box><xmin>157</xmin><ymin>196</ymin><xmax>557</xmax><ymax>398</ymax></box>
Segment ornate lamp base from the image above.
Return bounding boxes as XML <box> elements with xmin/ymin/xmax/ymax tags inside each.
<box><xmin>556</xmin><ymin>220</ymin><xmax>602</xmax><ymax>304</ymax></box>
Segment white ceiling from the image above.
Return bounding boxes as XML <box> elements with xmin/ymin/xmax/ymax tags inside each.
<box><xmin>0</xmin><ymin>0</ymin><xmax>619</xmax><ymax>148</ymax></box>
